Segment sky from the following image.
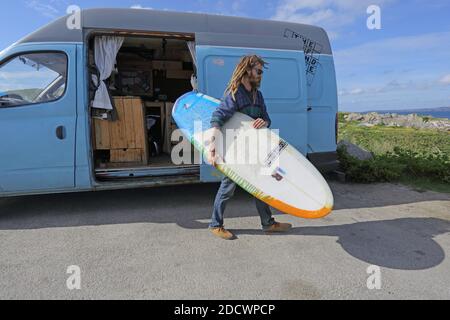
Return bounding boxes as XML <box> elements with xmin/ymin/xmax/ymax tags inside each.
<box><xmin>0</xmin><ymin>0</ymin><xmax>449</xmax><ymax>111</ymax></box>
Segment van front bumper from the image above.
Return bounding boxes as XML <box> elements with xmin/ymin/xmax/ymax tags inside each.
<box><xmin>307</xmin><ymin>151</ymin><xmax>340</xmax><ymax>174</ymax></box>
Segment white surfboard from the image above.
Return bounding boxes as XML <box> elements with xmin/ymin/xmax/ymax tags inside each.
<box><xmin>173</xmin><ymin>91</ymin><xmax>334</xmax><ymax>219</ymax></box>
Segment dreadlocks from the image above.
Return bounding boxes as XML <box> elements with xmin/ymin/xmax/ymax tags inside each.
<box><xmin>224</xmin><ymin>54</ymin><xmax>268</xmax><ymax>103</ymax></box>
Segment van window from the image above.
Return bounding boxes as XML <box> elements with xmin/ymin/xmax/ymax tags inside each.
<box><xmin>203</xmin><ymin>55</ymin><xmax>301</xmax><ymax>101</ymax></box>
<box><xmin>0</xmin><ymin>52</ymin><xmax>67</xmax><ymax>108</ymax></box>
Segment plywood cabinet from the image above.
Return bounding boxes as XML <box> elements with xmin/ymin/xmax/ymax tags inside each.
<box><xmin>93</xmin><ymin>97</ymin><xmax>148</xmax><ymax>165</ymax></box>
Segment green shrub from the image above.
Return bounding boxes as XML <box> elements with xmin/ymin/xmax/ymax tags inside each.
<box><xmin>337</xmin><ymin>146</ymin><xmax>405</xmax><ymax>183</ymax></box>
<box><xmin>337</xmin><ymin>112</ymin><xmax>450</xmax><ymax>189</ymax></box>
<box><xmin>338</xmin><ymin>112</ymin><xmax>349</xmax><ymax>123</ymax></box>
<box><xmin>337</xmin><ymin>145</ymin><xmax>450</xmax><ymax>184</ymax></box>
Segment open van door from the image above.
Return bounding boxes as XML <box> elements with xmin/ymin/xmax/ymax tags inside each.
<box><xmin>0</xmin><ymin>44</ymin><xmax>77</xmax><ymax>194</ymax></box>
<box><xmin>195</xmin><ymin>34</ymin><xmax>308</xmax><ymax>182</ymax></box>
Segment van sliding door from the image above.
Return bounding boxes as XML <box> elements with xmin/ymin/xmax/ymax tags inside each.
<box><xmin>195</xmin><ymin>34</ymin><xmax>308</xmax><ymax>182</ymax></box>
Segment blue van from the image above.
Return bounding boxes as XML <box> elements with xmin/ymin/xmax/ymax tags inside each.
<box><xmin>0</xmin><ymin>8</ymin><xmax>339</xmax><ymax>198</ymax></box>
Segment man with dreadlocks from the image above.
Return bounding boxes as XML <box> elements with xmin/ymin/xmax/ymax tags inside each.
<box><xmin>207</xmin><ymin>54</ymin><xmax>292</xmax><ymax>240</ymax></box>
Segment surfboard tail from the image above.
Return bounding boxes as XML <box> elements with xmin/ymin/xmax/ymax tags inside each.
<box><xmin>216</xmin><ymin>163</ymin><xmax>334</xmax><ymax>219</ymax></box>
<box><xmin>264</xmin><ymin>196</ymin><xmax>333</xmax><ymax>219</ymax></box>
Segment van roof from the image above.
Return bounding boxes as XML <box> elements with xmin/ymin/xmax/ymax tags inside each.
<box><xmin>17</xmin><ymin>8</ymin><xmax>332</xmax><ymax>54</ymax></box>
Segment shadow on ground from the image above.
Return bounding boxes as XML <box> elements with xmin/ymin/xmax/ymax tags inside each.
<box><xmin>233</xmin><ymin>218</ymin><xmax>450</xmax><ymax>270</ymax></box>
<box><xmin>0</xmin><ymin>182</ymin><xmax>449</xmax><ymax>270</ymax></box>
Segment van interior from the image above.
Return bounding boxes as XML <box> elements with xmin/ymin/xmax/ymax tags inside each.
<box><xmin>88</xmin><ymin>34</ymin><xmax>201</xmax><ymax>182</ymax></box>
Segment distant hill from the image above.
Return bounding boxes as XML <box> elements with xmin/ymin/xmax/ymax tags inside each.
<box><xmin>344</xmin><ymin>107</ymin><xmax>450</xmax><ymax>120</ymax></box>
<box><xmin>364</xmin><ymin>107</ymin><xmax>450</xmax><ymax>114</ymax></box>
<box><xmin>3</xmin><ymin>88</ymin><xmax>41</xmax><ymax>101</ymax></box>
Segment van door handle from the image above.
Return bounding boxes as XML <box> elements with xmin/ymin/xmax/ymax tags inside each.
<box><xmin>56</xmin><ymin>126</ymin><xmax>66</xmax><ymax>140</ymax></box>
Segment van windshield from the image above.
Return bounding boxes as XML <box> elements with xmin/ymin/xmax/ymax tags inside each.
<box><xmin>0</xmin><ymin>52</ymin><xmax>67</xmax><ymax>107</ymax></box>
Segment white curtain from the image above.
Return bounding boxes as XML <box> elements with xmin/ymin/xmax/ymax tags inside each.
<box><xmin>92</xmin><ymin>36</ymin><xmax>124</xmax><ymax>110</ymax></box>
<box><xmin>187</xmin><ymin>41</ymin><xmax>197</xmax><ymax>68</ymax></box>
<box><xmin>187</xmin><ymin>41</ymin><xmax>198</xmax><ymax>91</ymax></box>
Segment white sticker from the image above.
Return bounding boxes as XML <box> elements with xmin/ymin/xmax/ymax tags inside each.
<box><xmin>212</xmin><ymin>58</ymin><xmax>225</xmax><ymax>67</ymax></box>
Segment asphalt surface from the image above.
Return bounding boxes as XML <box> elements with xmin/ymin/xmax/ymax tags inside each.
<box><xmin>0</xmin><ymin>181</ymin><xmax>449</xmax><ymax>299</ymax></box>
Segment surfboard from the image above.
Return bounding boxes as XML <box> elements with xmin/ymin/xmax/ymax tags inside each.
<box><xmin>173</xmin><ymin>91</ymin><xmax>334</xmax><ymax>219</ymax></box>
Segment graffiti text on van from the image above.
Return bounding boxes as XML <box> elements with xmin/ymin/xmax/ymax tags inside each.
<box><xmin>284</xmin><ymin>28</ymin><xmax>322</xmax><ymax>86</ymax></box>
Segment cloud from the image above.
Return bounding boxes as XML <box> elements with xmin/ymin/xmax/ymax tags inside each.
<box><xmin>213</xmin><ymin>0</ymin><xmax>248</xmax><ymax>17</ymax></box>
<box><xmin>341</xmin><ymin>88</ymin><xmax>365</xmax><ymax>95</ymax></box>
<box><xmin>334</xmin><ymin>31</ymin><xmax>450</xmax><ymax>88</ymax></box>
<box><xmin>130</xmin><ymin>5</ymin><xmax>154</xmax><ymax>10</ymax></box>
<box><xmin>334</xmin><ymin>31</ymin><xmax>450</xmax><ymax>109</ymax></box>
<box><xmin>335</xmin><ymin>31</ymin><xmax>450</xmax><ymax>62</ymax></box>
<box><xmin>270</xmin><ymin>0</ymin><xmax>395</xmax><ymax>37</ymax></box>
<box><xmin>131</xmin><ymin>1</ymin><xmax>246</xmax><ymax>16</ymax></box>
<box><xmin>338</xmin><ymin>74</ymin><xmax>450</xmax><ymax>111</ymax></box>
<box><xmin>26</xmin><ymin>0</ymin><xmax>65</xmax><ymax>19</ymax></box>
<box><xmin>339</xmin><ymin>78</ymin><xmax>441</xmax><ymax>97</ymax></box>
<box><xmin>439</xmin><ymin>74</ymin><xmax>450</xmax><ymax>85</ymax></box>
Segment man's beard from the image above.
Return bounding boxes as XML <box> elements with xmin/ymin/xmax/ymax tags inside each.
<box><xmin>250</xmin><ymin>77</ymin><xmax>261</xmax><ymax>90</ymax></box>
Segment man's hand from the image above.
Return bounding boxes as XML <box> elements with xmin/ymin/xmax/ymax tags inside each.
<box><xmin>253</xmin><ymin>118</ymin><xmax>268</xmax><ymax>129</ymax></box>
<box><xmin>207</xmin><ymin>127</ymin><xmax>220</xmax><ymax>166</ymax></box>
<box><xmin>208</xmin><ymin>147</ymin><xmax>217</xmax><ymax>167</ymax></box>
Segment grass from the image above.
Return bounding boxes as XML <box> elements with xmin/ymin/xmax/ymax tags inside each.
<box><xmin>339</xmin><ymin>122</ymin><xmax>450</xmax><ymax>155</ymax></box>
<box><xmin>337</xmin><ymin>113</ymin><xmax>450</xmax><ymax>193</ymax></box>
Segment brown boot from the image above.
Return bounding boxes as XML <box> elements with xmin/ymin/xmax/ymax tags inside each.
<box><xmin>210</xmin><ymin>227</ymin><xmax>236</xmax><ymax>240</ymax></box>
<box><xmin>264</xmin><ymin>222</ymin><xmax>292</xmax><ymax>234</ymax></box>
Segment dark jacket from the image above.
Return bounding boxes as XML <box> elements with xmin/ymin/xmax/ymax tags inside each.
<box><xmin>210</xmin><ymin>84</ymin><xmax>272</xmax><ymax>128</ymax></box>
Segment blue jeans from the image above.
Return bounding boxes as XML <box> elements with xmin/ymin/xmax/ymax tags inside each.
<box><xmin>209</xmin><ymin>176</ymin><xmax>276</xmax><ymax>229</ymax></box>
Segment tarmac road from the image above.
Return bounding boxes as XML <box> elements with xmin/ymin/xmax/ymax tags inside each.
<box><xmin>0</xmin><ymin>181</ymin><xmax>449</xmax><ymax>299</ymax></box>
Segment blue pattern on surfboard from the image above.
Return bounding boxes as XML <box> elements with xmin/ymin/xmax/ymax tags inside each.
<box><xmin>173</xmin><ymin>91</ymin><xmax>218</xmax><ymax>141</ymax></box>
